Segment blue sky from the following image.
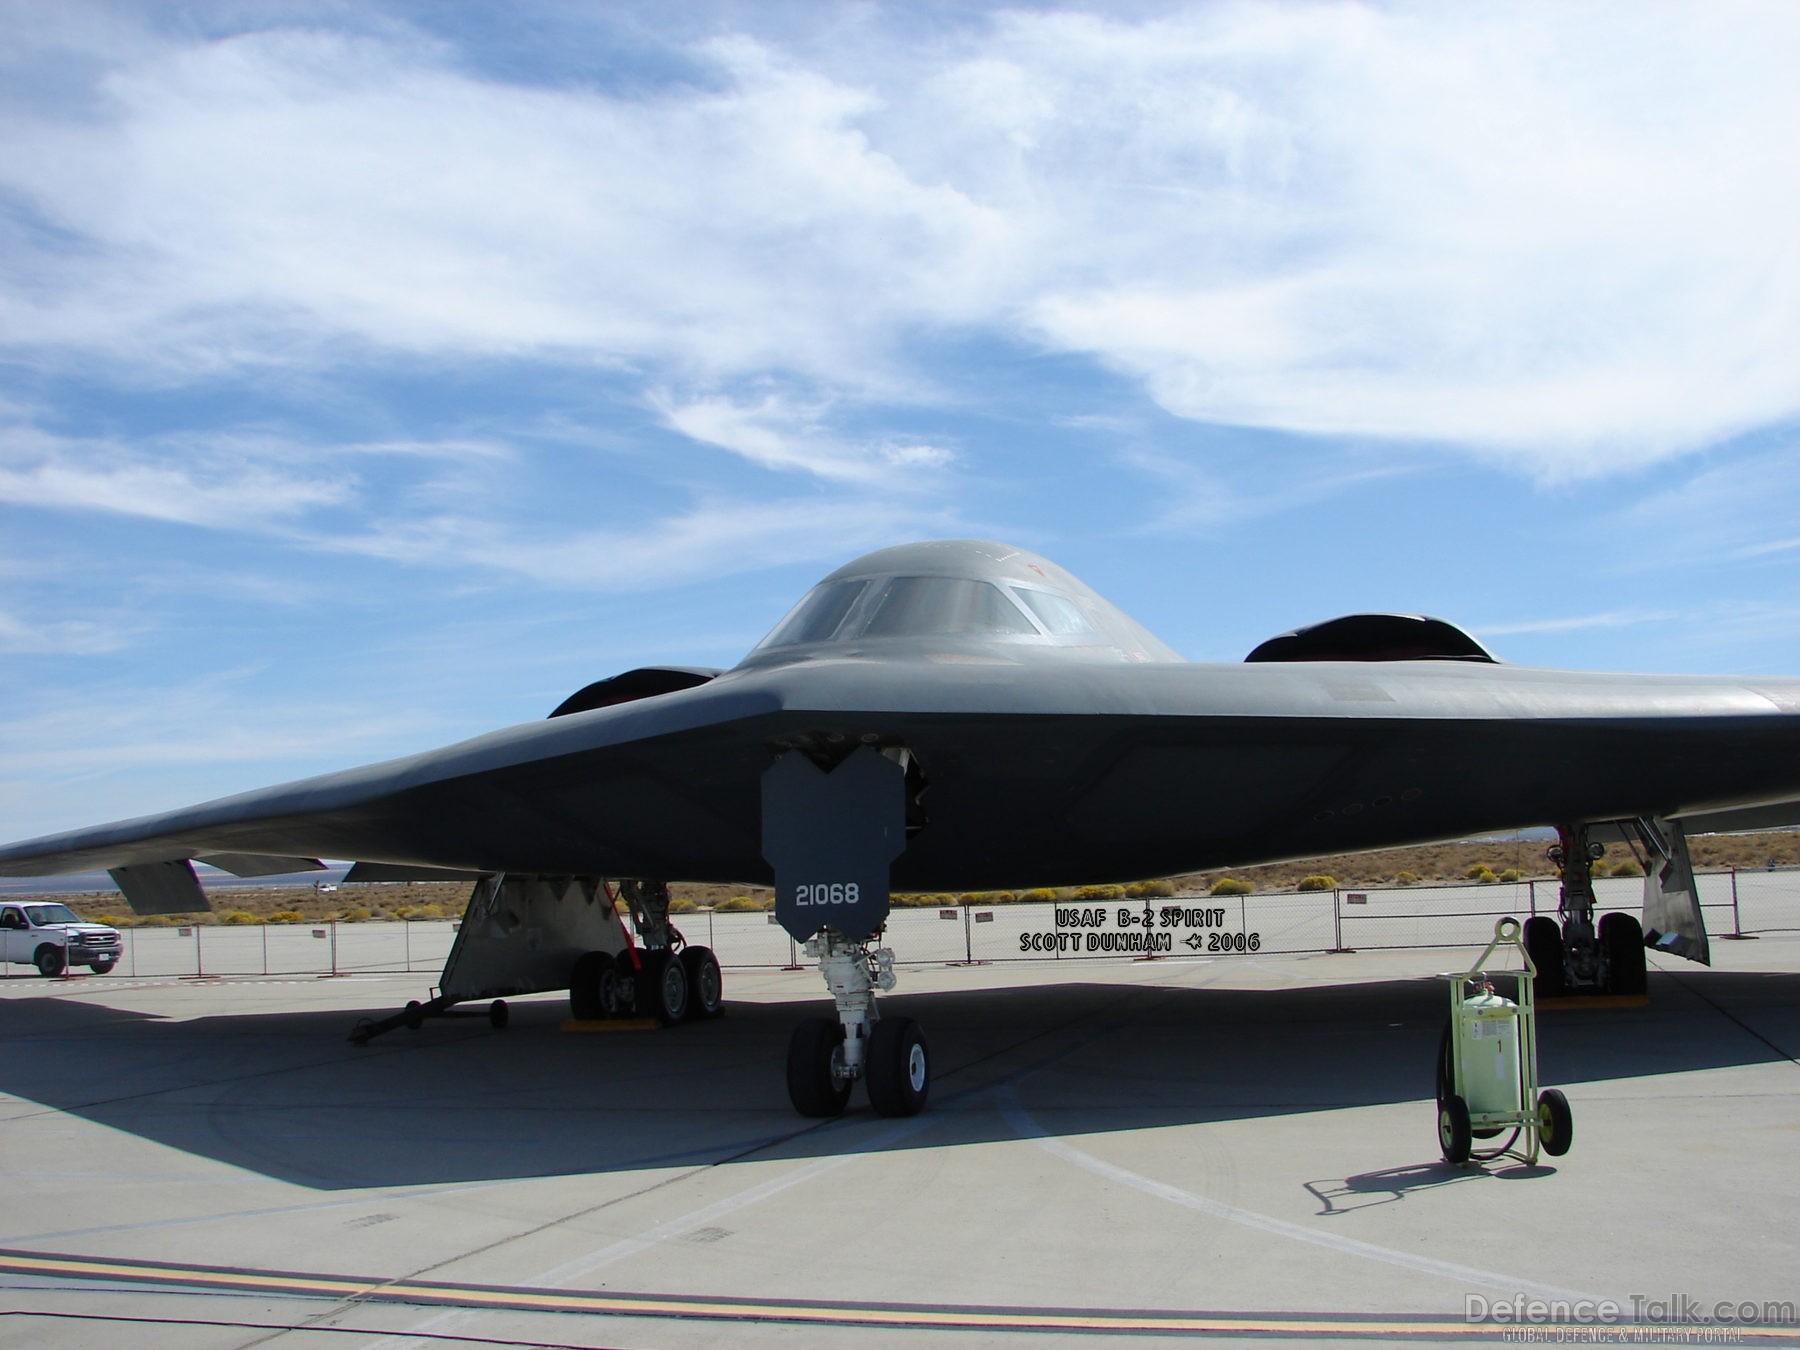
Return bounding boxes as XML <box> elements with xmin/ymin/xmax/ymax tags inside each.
<box><xmin>2</xmin><ymin>1</ymin><xmax>1798</xmax><ymax>843</ymax></box>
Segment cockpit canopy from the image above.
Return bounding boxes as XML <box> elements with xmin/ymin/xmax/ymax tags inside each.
<box><xmin>742</xmin><ymin>540</ymin><xmax>1181</xmax><ymax>666</ymax></box>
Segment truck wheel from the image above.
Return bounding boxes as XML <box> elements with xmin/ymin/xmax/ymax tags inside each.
<box><xmin>35</xmin><ymin>945</ymin><xmax>66</xmax><ymax>978</ymax></box>
<box><xmin>89</xmin><ymin>961</ymin><xmax>116</xmax><ymax>975</ymax></box>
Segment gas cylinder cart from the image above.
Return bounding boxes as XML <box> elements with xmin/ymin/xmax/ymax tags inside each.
<box><xmin>1435</xmin><ymin>917</ymin><xmax>1573</xmax><ymax>1166</ymax></box>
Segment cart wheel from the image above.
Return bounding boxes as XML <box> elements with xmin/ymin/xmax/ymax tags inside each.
<box><xmin>1536</xmin><ymin>1089</ymin><xmax>1573</xmax><ymax>1157</ymax></box>
<box><xmin>1439</xmin><ymin>1020</ymin><xmax>1503</xmax><ymax>1139</ymax></box>
<box><xmin>1438</xmin><ymin>1094</ymin><xmax>1472</xmax><ymax>1164</ymax></box>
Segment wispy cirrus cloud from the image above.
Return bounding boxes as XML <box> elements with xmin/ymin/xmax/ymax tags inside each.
<box><xmin>653</xmin><ymin>389</ymin><xmax>954</xmax><ymax>488</ymax></box>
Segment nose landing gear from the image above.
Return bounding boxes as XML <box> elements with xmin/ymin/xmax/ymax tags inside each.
<box><xmin>785</xmin><ymin>926</ymin><xmax>930</xmax><ymax>1118</ymax></box>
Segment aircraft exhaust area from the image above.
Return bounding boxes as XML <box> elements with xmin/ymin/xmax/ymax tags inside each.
<box><xmin>2</xmin><ymin>936</ymin><xmax>1798</xmax><ymax>1348</ymax></box>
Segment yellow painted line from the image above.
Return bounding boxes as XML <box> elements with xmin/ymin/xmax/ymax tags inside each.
<box><xmin>4</xmin><ymin>1250</ymin><xmax>1798</xmax><ymax>1340</ymax></box>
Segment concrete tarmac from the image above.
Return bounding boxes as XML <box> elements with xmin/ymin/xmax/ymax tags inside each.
<box><xmin>2</xmin><ymin>935</ymin><xmax>1798</xmax><ymax>1347</ymax></box>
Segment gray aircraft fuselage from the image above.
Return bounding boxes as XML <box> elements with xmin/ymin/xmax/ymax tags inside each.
<box><xmin>4</xmin><ymin>539</ymin><xmax>1800</xmax><ymax>891</ymax></box>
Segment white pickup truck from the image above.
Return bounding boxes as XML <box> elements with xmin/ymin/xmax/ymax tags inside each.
<box><xmin>0</xmin><ymin>901</ymin><xmax>123</xmax><ymax>976</ymax></box>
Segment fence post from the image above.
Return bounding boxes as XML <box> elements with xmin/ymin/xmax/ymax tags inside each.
<box><xmin>1326</xmin><ymin>888</ymin><xmax>1353</xmax><ymax>953</ymax></box>
<box><xmin>1528</xmin><ymin>878</ymin><xmax>1537</xmax><ymax>918</ymax></box>
<box><xmin>262</xmin><ymin>922</ymin><xmax>268</xmax><ymax>976</ymax></box>
<box><xmin>964</xmin><ymin>901</ymin><xmax>974</xmax><ymax>965</ymax></box>
<box><xmin>1723</xmin><ymin>866</ymin><xmax>1758</xmax><ymax>940</ymax></box>
<box><xmin>330</xmin><ymin>919</ymin><xmax>339</xmax><ymax>976</ymax></box>
<box><xmin>194</xmin><ymin>923</ymin><xmax>204</xmax><ymax>979</ymax></box>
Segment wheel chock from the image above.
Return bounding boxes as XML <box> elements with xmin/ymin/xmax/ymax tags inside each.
<box><xmin>1538</xmin><ymin>993</ymin><xmax>1649</xmax><ymax>1011</ymax></box>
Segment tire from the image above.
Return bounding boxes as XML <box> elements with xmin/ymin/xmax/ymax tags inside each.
<box><xmin>866</xmin><ymin>1017</ymin><xmax>930</xmax><ymax>1118</ymax></box>
<box><xmin>787</xmin><ymin>1017</ymin><xmax>852</xmax><ymax>1117</ymax></box>
<box><xmin>680</xmin><ymin>946</ymin><xmax>723</xmax><ymax>1019</ymax></box>
<box><xmin>1599</xmin><ymin>912</ymin><xmax>1647</xmax><ymax>995</ymax></box>
<box><xmin>1536</xmin><ymin>1088</ymin><xmax>1574</xmax><ymax>1157</ymax></box>
<box><xmin>89</xmin><ymin>961</ymin><xmax>116</xmax><ymax>975</ymax></box>
<box><xmin>488</xmin><ymin>999</ymin><xmax>509</xmax><ymax>1030</ymax></box>
<box><xmin>638</xmin><ymin>950</ymin><xmax>689</xmax><ymax>1025</ymax></box>
<box><xmin>568</xmin><ymin>951</ymin><xmax>607</xmax><ymax>1020</ymax></box>
<box><xmin>597</xmin><ymin>956</ymin><xmax>626</xmax><ymax>1017</ymax></box>
<box><xmin>1438</xmin><ymin>1093</ymin><xmax>1472</xmax><ymax>1164</ymax></box>
<box><xmin>1523</xmin><ymin>916</ymin><xmax>1565</xmax><ymax>998</ymax></box>
<box><xmin>404</xmin><ymin>999</ymin><xmax>424</xmax><ymax>1031</ymax></box>
<box><xmin>34</xmin><ymin>945</ymin><xmax>65</xmax><ymax>978</ymax></box>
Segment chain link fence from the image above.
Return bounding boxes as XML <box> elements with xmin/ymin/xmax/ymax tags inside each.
<box><xmin>9</xmin><ymin>867</ymin><xmax>1794</xmax><ymax>984</ymax></box>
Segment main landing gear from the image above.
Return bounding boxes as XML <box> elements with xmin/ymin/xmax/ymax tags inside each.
<box><xmin>786</xmin><ymin>925</ymin><xmax>930</xmax><ymax>1118</ymax></box>
<box><xmin>1524</xmin><ymin>824</ymin><xmax>1648</xmax><ymax>999</ymax></box>
<box><xmin>567</xmin><ymin>879</ymin><xmax>725</xmax><ymax>1025</ymax></box>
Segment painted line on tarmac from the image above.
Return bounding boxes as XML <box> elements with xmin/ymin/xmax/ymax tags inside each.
<box><xmin>365</xmin><ymin>1113</ymin><xmax>940</xmax><ymax>1350</ymax></box>
<box><xmin>995</xmin><ymin>1089</ymin><xmax>1603</xmax><ymax>1307</ymax></box>
<box><xmin>14</xmin><ymin>1249</ymin><xmax>1800</xmax><ymax>1340</ymax></box>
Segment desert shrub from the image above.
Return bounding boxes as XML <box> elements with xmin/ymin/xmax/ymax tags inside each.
<box><xmin>408</xmin><ymin>903</ymin><xmax>444</xmax><ymax>919</ymax></box>
<box><xmin>669</xmin><ymin>897</ymin><xmax>695</xmax><ymax>913</ymax></box>
<box><xmin>221</xmin><ymin>911</ymin><xmax>258</xmax><ymax>925</ymax></box>
<box><xmin>338</xmin><ymin>907</ymin><xmax>372</xmax><ymax>922</ymax></box>
<box><xmin>141</xmin><ymin>914</ymin><xmax>178</xmax><ymax>926</ymax></box>
<box><xmin>1610</xmin><ymin>860</ymin><xmax>1643</xmax><ymax>877</ymax></box>
<box><xmin>891</xmin><ymin>892</ymin><xmax>939</xmax><ymax>907</ymax></box>
<box><xmin>1074</xmin><ymin>884</ymin><xmax>1126</xmax><ymax>901</ymax></box>
<box><xmin>1394</xmin><ymin>871</ymin><xmax>1420</xmax><ymax>886</ymax></box>
<box><xmin>96</xmin><ymin>914</ymin><xmax>127</xmax><ymax>926</ymax></box>
<box><xmin>1497</xmin><ymin>868</ymin><xmax>1525</xmax><ymax>883</ymax></box>
<box><xmin>1210</xmin><ymin>877</ymin><xmax>1253</xmax><ymax>896</ymax></box>
<box><xmin>1124</xmin><ymin>879</ymin><xmax>1176</xmax><ymax>898</ymax></box>
<box><xmin>1020</xmin><ymin>888</ymin><xmax>1058</xmax><ymax>903</ymax></box>
<box><xmin>1296</xmin><ymin>875</ymin><xmax>1336</xmax><ymax>892</ymax></box>
<box><xmin>716</xmin><ymin>895</ymin><xmax>766</xmax><ymax>912</ymax></box>
<box><xmin>1466</xmin><ymin>864</ymin><xmax>1498</xmax><ymax>883</ymax></box>
<box><xmin>268</xmin><ymin>911</ymin><xmax>305</xmax><ymax>924</ymax></box>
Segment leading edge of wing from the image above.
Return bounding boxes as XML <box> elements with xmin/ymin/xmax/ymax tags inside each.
<box><xmin>5</xmin><ymin>655</ymin><xmax>1799</xmax><ymax>879</ymax></box>
<box><xmin>0</xmin><ymin>676</ymin><xmax>783</xmax><ymax>878</ymax></box>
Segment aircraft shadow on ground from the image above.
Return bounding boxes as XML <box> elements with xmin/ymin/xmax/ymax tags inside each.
<box><xmin>1</xmin><ymin>968</ymin><xmax>1793</xmax><ymax>1191</ymax></box>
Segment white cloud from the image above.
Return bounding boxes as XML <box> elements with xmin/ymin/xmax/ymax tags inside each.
<box><xmin>0</xmin><ymin>2</ymin><xmax>1794</xmax><ymax>481</ymax></box>
<box><xmin>1476</xmin><ymin>609</ymin><xmax>1682</xmax><ymax>638</ymax></box>
<box><xmin>0</xmin><ymin>423</ymin><xmax>353</xmax><ymax>524</ymax></box>
<box><xmin>308</xmin><ymin>493</ymin><xmax>962</xmax><ymax>593</ymax></box>
<box><xmin>0</xmin><ymin>609</ymin><xmax>133</xmax><ymax>656</ymax></box>
<box><xmin>653</xmin><ymin>388</ymin><xmax>955</xmax><ymax>486</ymax></box>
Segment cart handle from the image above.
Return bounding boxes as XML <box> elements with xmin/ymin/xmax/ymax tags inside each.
<box><xmin>1464</xmin><ymin>916</ymin><xmax>1536</xmax><ymax>982</ymax></box>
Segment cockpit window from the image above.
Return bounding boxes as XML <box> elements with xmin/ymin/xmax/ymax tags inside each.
<box><xmin>859</xmin><ymin>577</ymin><xmax>1037</xmax><ymax>638</ymax></box>
<box><xmin>758</xmin><ymin>579</ymin><xmax>869</xmax><ymax>649</ymax></box>
<box><xmin>1013</xmin><ymin>587</ymin><xmax>1094</xmax><ymax>636</ymax></box>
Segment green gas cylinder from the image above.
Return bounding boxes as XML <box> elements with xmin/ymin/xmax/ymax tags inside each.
<box><xmin>1459</xmin><ymin>987</ymin><xmax>1522</xmax><ymax>1116</ymax></box>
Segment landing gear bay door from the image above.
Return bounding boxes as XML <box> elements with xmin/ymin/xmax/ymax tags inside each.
<box><xmin>763</xmin><ymin>747</ymin><xmax>905</xmax><ymax>943</ymax></box>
